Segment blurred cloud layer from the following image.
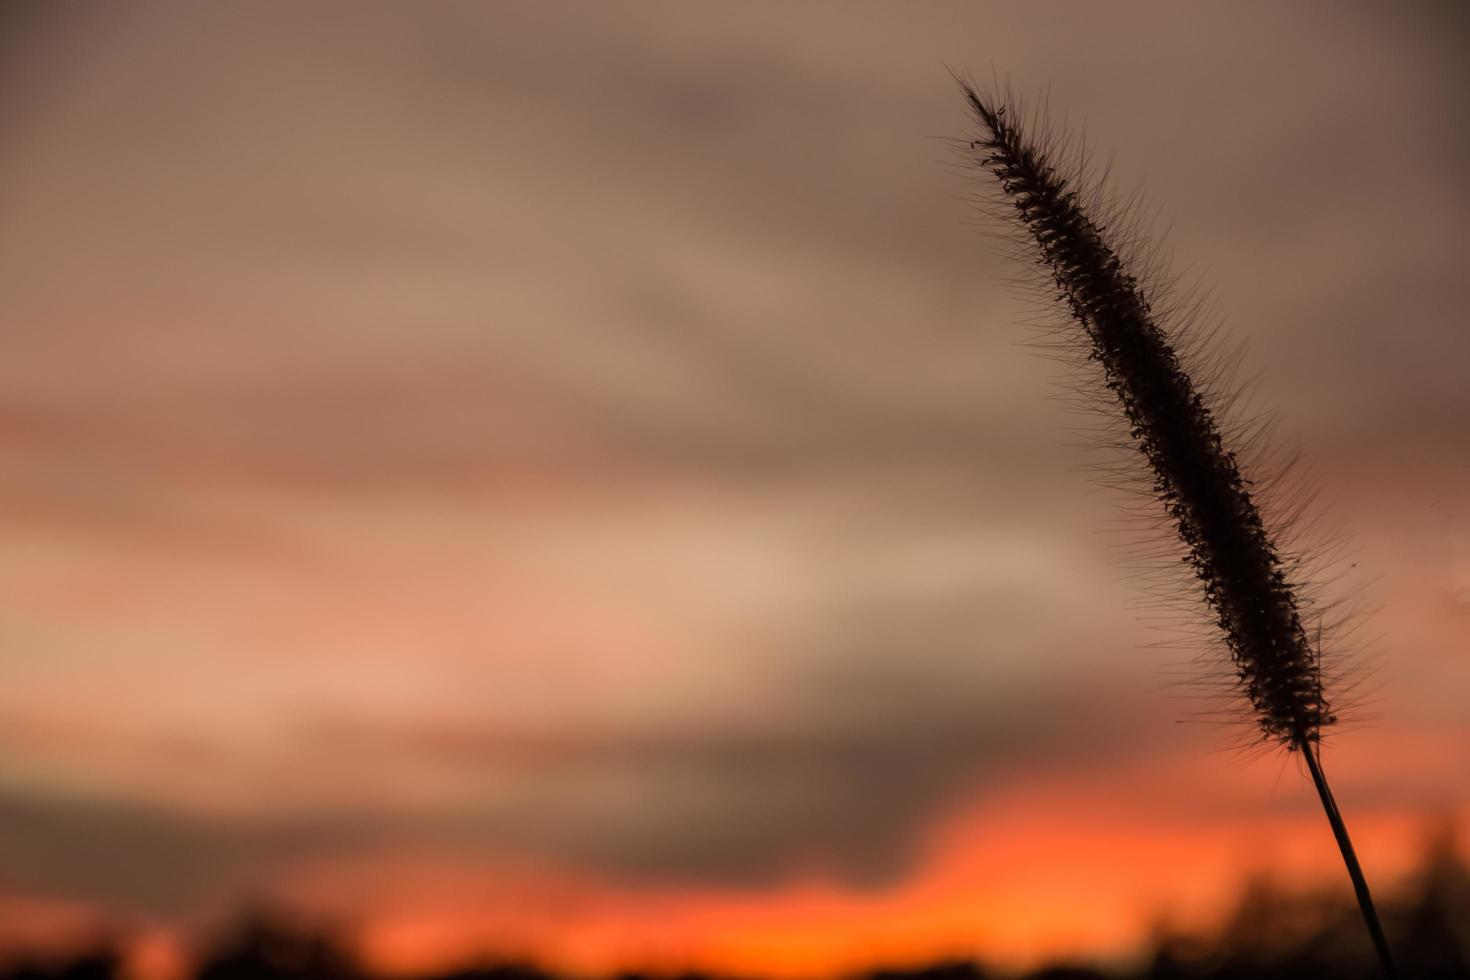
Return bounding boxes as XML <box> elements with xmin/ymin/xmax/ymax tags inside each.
<box><xmin>0</xmin><ymin>1</ymin><xmax>1467</xmax><ymax>972</ymax></box>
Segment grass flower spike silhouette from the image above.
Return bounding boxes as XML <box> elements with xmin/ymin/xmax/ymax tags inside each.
<box><xmin>955</xmin><ymin>79</ymin><xmax>1396</xmax><ymax>976</ymax></box>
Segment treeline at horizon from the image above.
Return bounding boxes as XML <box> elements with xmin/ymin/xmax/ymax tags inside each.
<box><xmin>4</xmin><ymin>830</ymin><xmax>1467</xmax><ymax>980</ymax></box>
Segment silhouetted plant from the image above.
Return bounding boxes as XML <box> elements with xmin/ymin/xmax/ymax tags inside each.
<box><xmin>954</xmin><ymin>76</ymin><xmax>1394</xmax><ymax>975</ymax></box>
<box><xmin>195</xmin><ymin>912</ymin><xmax>357</xmax><ymax>980</ymax></box>
<box><xmin>0</xmin><ymin>945</ymin><xmax>123</xmax><ymax>980</ymax></box>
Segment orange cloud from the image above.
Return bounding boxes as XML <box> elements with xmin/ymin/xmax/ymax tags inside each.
<box><xmin>276</xmin><ymin>745</ymin><xmax>1465</xmax><ymax>979</ymax></box>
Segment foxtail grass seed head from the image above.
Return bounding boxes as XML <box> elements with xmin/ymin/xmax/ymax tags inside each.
<box><xmin>954</xmin><ymin>76</ymin><xmax>1396</xmax><ymax>977</ymax></box>
<box><xmin>959</xmin><ymin>82</ymin><xmax>1327</xmax><ymax>750</ymax></box>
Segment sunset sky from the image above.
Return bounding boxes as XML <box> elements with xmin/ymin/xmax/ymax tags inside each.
<box><xmin>1</xmin><ymin>2</ymin><xmax>1468</xmax><ymax>976</ymax></box>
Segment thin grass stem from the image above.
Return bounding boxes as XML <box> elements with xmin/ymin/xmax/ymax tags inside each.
<box><xmin>1301</xmin><ymin>738</ymin><xmax>1397</xmax><ymax>977</ymax></box>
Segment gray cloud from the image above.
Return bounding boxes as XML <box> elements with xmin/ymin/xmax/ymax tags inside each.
<box><xmin>0</xmin><ymin>668</ymin><xmax>1176</xmax><ymax>915</ymax></box>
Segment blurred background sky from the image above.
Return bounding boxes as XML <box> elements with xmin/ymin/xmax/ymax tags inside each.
<box><xmin>1</xmin><ymin>2</ymin><xmax>1467</xmax><ymax>976</ymax></box>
